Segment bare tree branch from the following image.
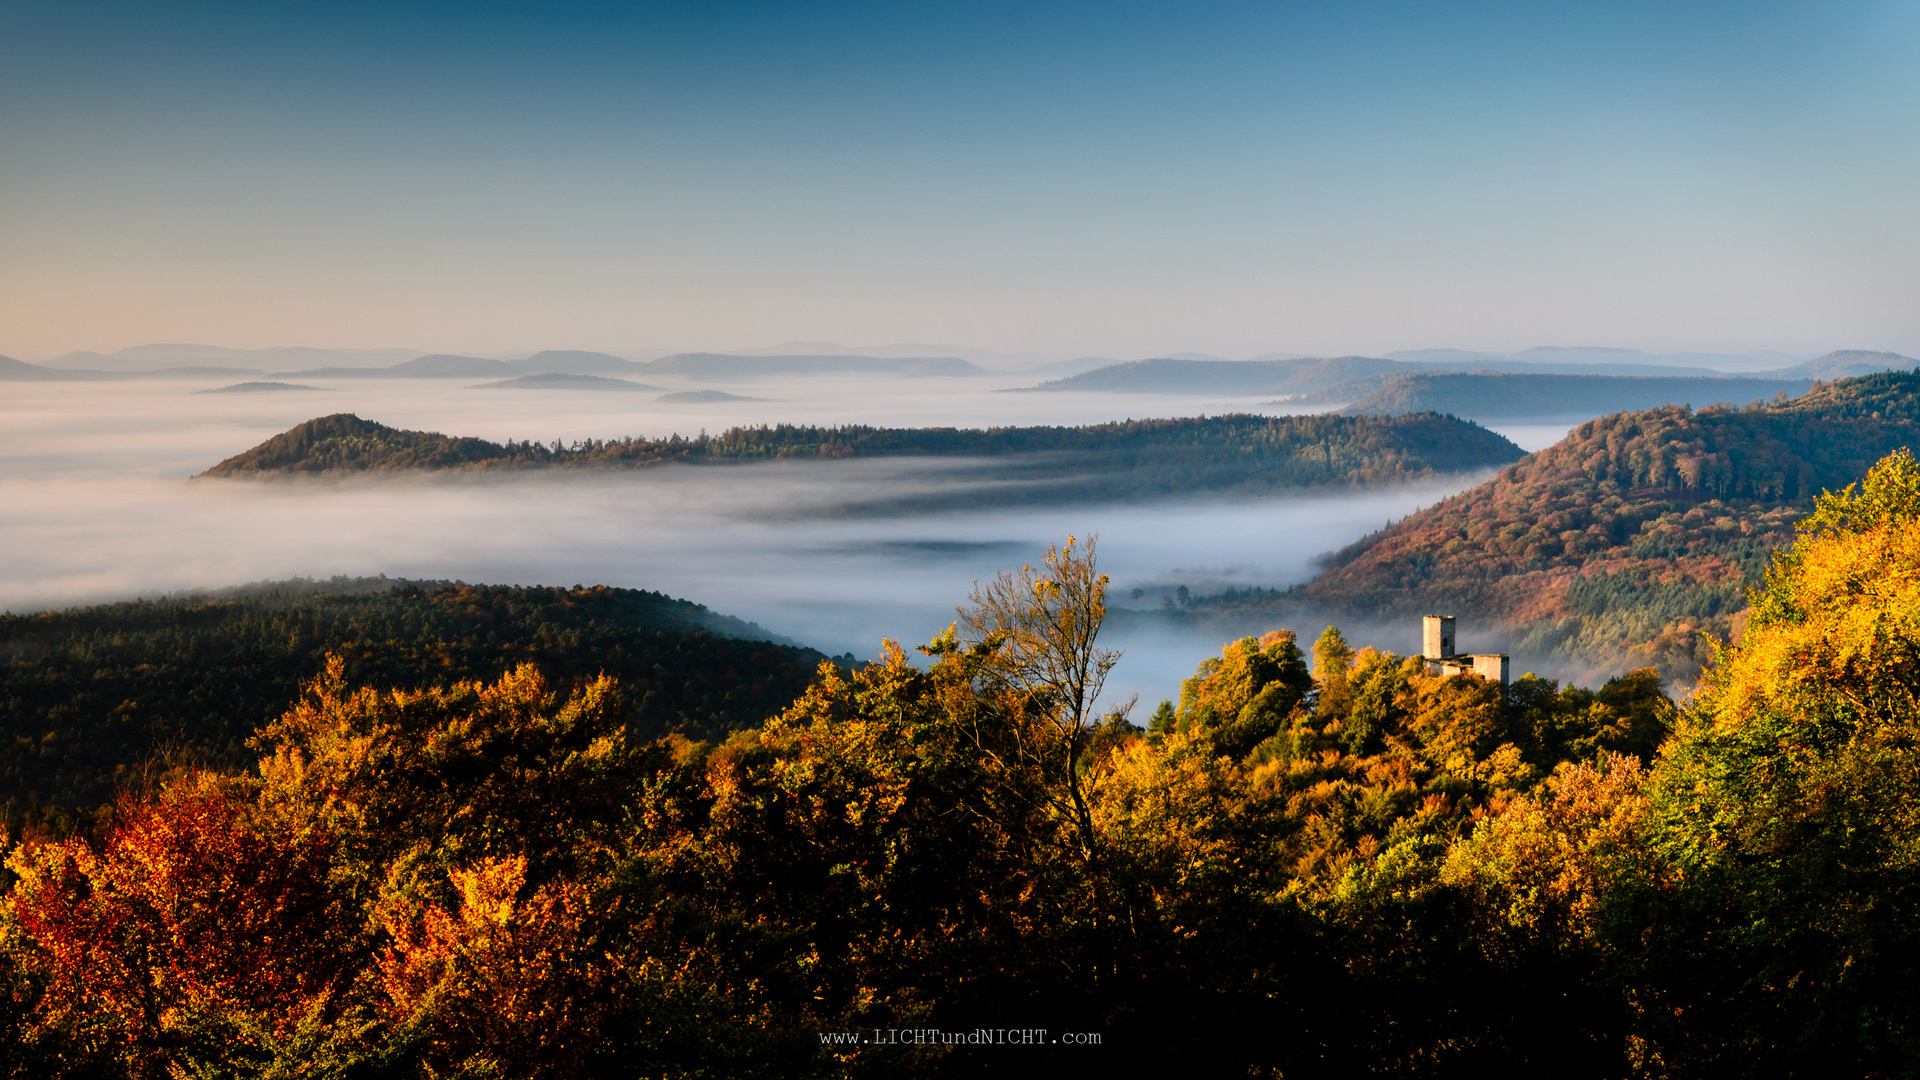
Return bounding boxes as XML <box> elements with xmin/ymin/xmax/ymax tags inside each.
<box><xmin>958</xmin><ymin>535</ymin><xmax>1119</xmax><ymax>858</ymax></box>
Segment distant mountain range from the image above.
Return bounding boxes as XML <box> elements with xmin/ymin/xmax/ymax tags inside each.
<box><xmin>639</xmin><ymin>353</ymin><xmax>986</xmax><ymax>379</ymax></box>
<box><xmin>42</xmin><ymin>344</ymin><xmax>424</xmax><ymax>372</ymax></box>
<box><xmin>1330</xmin><ymin>373</ymin><xmax>1817</xmax><ymax>422</ymax></box>
<box><xmin>1</xmin><ymin>354</ymin><xmax>87</xmax><ymax>381</ymax></box>
<box><xmin>1382</xmin><ymin>346</ymin><xmax>1807</xmax><ymax>371</ymax></box>
<box><xmin>1023</xmin><ymin>350</ymin><xmax>1915</xmax><ymax>399</ymax></box>
<box><xmin>0</xmin><ymin>354</ymin><xmax>266</xmax><ymax>382</ymax></box>
<box><xmin>1384</xmin><ymin>347</ymin><xmax>1912</xmax><ymax>381</ymax></box>
<box><xmin>731</xmin><ymin>340</ymin><xmax>1081</xmax><ymax>370</ymax></box>
<box><xmin>1025</xmin><ymin>356</ymin><xmax>1402</xmax><ymax>395</ymax></box>
<box><xmin>1763</xmin><ymin>350</ymin><xmax>1919</xmax><ymax>380</ymax></box>
<box><xmin>1023</xmin><ymin>355</ymin><xmax>1729</xmax><ymax>395</ymax></box>
<box><xmin>1</xmin><ymin>347</ymin><xmax>995</xmax><ymax>381</ymax></box>
<box><xmin>7</xmin><ymin>342</ymin><xmax>1912</xmax><ymax>390</ymax></box>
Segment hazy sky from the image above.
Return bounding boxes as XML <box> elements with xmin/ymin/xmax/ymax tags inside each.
<box><xmin>4</xmin><ymin>0</ymin><xmax>1918</xmax><ymax>361</ymax></box>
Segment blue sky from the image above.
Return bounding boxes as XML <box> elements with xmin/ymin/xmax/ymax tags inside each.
<box><xmin>2</xmin><ymin>0</ymin><xmax>1917</xmax><ymax>360</ymax></box>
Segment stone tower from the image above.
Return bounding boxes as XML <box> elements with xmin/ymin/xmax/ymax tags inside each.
<box><xmin>1422</xmin><ymin>615</ymin><xmax>1508</xmax><ymax>697</ymax></box>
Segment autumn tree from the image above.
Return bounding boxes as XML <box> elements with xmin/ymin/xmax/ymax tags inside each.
<box><xmin>252</xmin><ymin>654</ymin><xmax>637</xmax><ymax>893</ymax></box>
<box><xmin>1625</xmin><ymin>448</ymin><xmax>1920</xmax><ymax>1073</ymax></box>
<box><xmin>1176</xmin><ymin>631</ymin><xmax>1314</xmax><ymax>760</ymax></box>
<box><xmin>1312</xmin><ymin>625</ymin><xmax>1355</xmax><ymax>723</ymax></box>
<box><xmin>612</xmin><ymin>637</ymin><xmax>1095</xmax><ymax>1070</ymax></box>
<box><xmin>5</xmin><ymin>774</ymin><xmax>353</xmax><ymax>1078</ymax></box>
<box><xmin>377</xmin><ymin>855</ymin><xmax>608</xmax><ymax>1078</ymax></box>
<box><xmin>958</xmin><ymin>535</ymin><xmax>1121</xmax><ymax>858</ymax></box>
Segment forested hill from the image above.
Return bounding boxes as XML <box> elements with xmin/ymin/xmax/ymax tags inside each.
<box><xmin>1262</xmin><ymin>370</ymin><xmax>1920</xmax><ymax>678</ymax></box>
<box><xmin>197</xmin><ymin>412</ymin><xmax>1526</xmax><ymax>500</ymax></box>
<box><xmin>0</xmin><ymin>582</ymin><xmax>831</xmax><ymax>828</ymax></box>
<box><xmin>199</xmin><ymin>413</ymin><xmax>513</xmax><ymax>472</ymax></box>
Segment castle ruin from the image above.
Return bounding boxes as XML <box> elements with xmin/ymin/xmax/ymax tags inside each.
<box><xmin>1422</xmin><ymin>615</ymin><xmax>1509</xmax><ymax>694</ymax></box>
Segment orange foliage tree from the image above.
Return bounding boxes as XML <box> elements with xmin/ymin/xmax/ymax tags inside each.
<box><xmin>6</xmin><ymin>775</ymin><xmax>348</xmax><ymax>1075</ymax></box>
<box><xmin>377</xmin><ymin>855</ymin><xmax>607</xmax><ymax>1078</ymax></box>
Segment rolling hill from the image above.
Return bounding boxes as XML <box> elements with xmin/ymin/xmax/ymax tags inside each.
<box><xmin>657</xmin><ymin>389</ymin><xmax>762</xmax><ymax>403</ymax></box>
<box><xmin>1385</xmin><ymin>345</ymin><xmax>1805</xmax><ymax>371</ymax></box>
<box><xmin>0</xmin><ymin>581</ymin><xmax>831</xmax><ymax>825</ymax></box>
<box><xmin>1758</xmin><ymin>349</ymin><xmax>1916</xmax><ymax>380</ymax></box>
<box><xmin>1026</xmin><ymin>354</ymin><xmax>1797</xmax><ymax>396</ymax></box>
<box><xmin>194</xmin><ymin>411</ymin><xmax>1526</xmax><ymax>511</ymax></box>
<box><xmin>1206</xmin><ymin>370</ymin><xmax>1920</xmax><ymax>680</ymax></box>
<box><xmin>0</xmin><ymin>354</ymin><xmax>102</xmax><ymax>381</ymax></box>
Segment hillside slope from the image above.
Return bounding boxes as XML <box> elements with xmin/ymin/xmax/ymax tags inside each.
<box><xmin>0</xmin><ymin>582</ymin><xmax>830</xmax><ymax>826</ymax></box>
<box><xmin>1215</xmin><ymin>370</ymin><xmax>1920</xmax><ymax>679</ymax></box>
<box><xmin>0</xmin><ymin>355</ymin><xmax>109</xmax><ymax>381</ymax></box>
<box><xmin>1759</xmin><ymin>349</ymin><xmax>1916</xmax><ymax>380</ymax></box>
<box><xmin>198</xmin><ymin>413</ymin><xmax>515</xmax><ymax>473</ymax></box>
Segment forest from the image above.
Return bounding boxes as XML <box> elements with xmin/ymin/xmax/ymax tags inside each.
<box><xmin>0</xmin><ymin>582</ymin><xmax>832</xmax><ymax>835</ymax></box>
<box><xmin>6</xmin><ymin>455</ymin><xmax>1920</xmax><ymax>1076</ymax></box>
<box><xmin>194</xmin><ymin>412</ymin><xmax>1525</xmax><ymax>508</ymax></box>
<box><xmin>1188</xmin><ymin>370</ymin><xmax>1920</xmax><ymax>680</ymax></box>
<box><xmin>6</xmin><ymin>377</ymin><xmax>1920</xmax><ymax>1077</ymax></box>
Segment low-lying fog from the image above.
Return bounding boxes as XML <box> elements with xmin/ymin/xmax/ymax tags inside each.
<box><xmin>4</xmin><ymin>371</ymin><xmax>1572</xmax><ymax>711</ymax></box>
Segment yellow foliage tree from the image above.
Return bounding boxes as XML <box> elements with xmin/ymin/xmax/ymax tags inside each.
<box><xmin>1177</xmin><ymin>630</ymin><xmax>1314</xmax><ymax>760</ymax></box>
<box><xmin>253</xmin><ymin>654</ymin><xmax>634</xmax><ymax>888</ymax></box>
<box><xmin>1636</xmin><ymin>448</ymin><xmax>1920</xmax><ymax>1070</ymax></box>
<box><xmin>378</xmin><ymin>855</ymin><xmax>605</xmax><ymax>1078</ymax></box>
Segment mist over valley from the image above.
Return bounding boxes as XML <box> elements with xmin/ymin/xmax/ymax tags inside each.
<box><xmin>11</xmin><ymin>0</ymin><xmax>1920</xmax><ymax>1067</ymax></box>
<box><xmin>2</xmin><ymin>366</ymin><xmax>1541</xmax><ymax>711</ymax></box>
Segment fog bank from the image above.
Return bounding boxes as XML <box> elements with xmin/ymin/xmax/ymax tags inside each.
<box><xmin>3</xmin><ymin>372</ymin><xmax>1561</xmax><ymax>710</ymax></box>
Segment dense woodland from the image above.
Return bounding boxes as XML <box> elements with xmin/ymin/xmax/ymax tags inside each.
<box><xmin>1189</xmin><ymin>370</ymin><xmax>1920</xmax><ymax>681</ymax></box>
<box><xmin>195</xmin><ymin>412</ymin><xmax>1524</xmax><ymax>508</ymax></box>
<box><xmin>0</xmin><ymin>583</ymin><xmax>830</xmax><ymax>834</ymax></box>
<box><xmin>6</xmin><ymin>467</ymin><xmax>1920</xmax><ymax>1076</ymax></box>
